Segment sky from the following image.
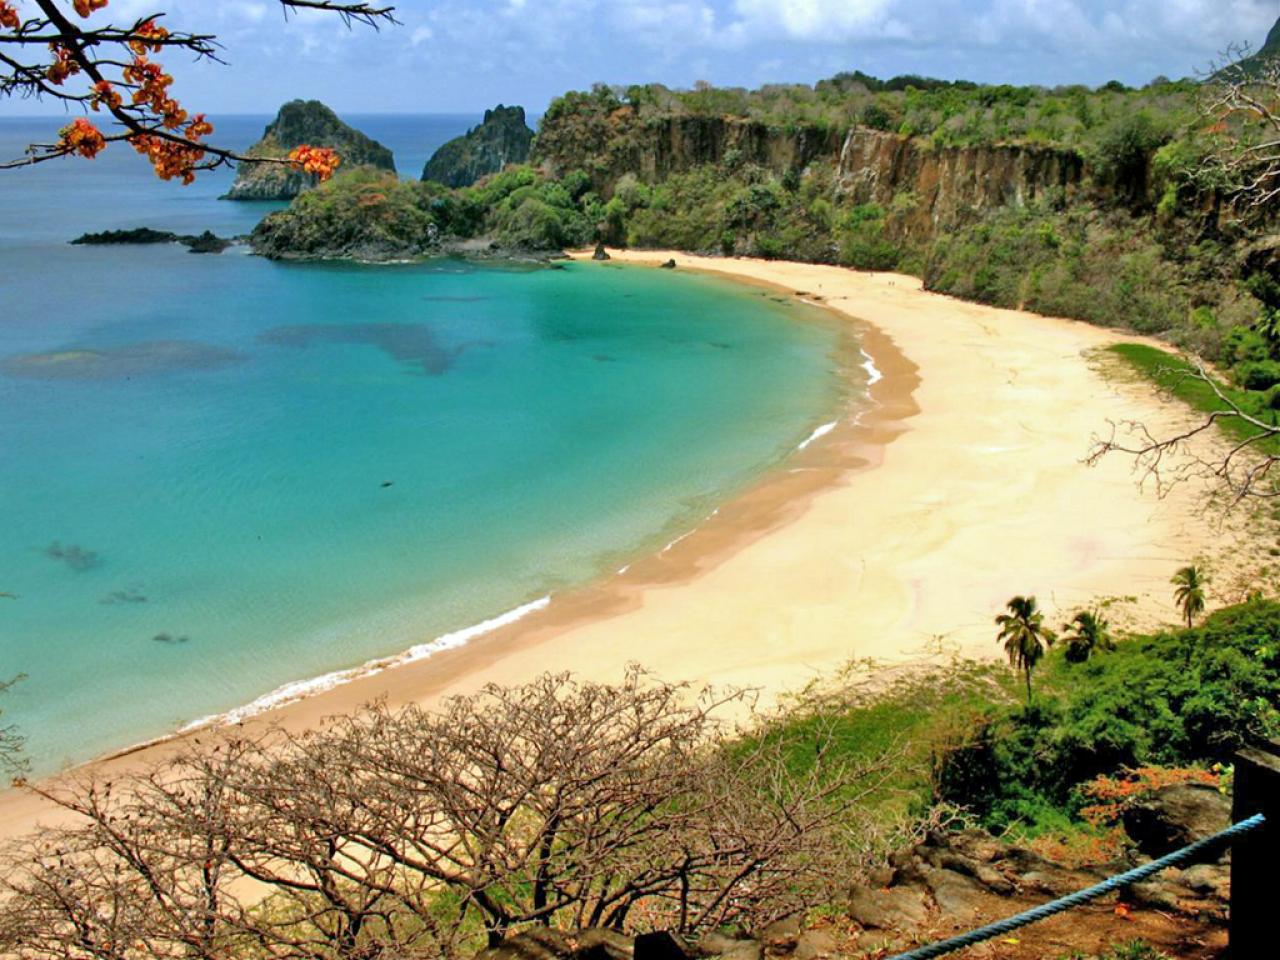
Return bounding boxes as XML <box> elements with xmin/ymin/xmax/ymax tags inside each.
<box><xmin>4</xmin><ymin>0</ymin><xmax>1279</xmax><ymax>117</ymax></box>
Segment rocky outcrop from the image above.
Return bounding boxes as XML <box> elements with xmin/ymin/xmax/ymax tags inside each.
<box><xmin>224</xmin><ymin>100</ymin><xmax>395</xmax><ymax>201</ymax></box>
<box><xmin>535</xmin><ymin>112</ymin><xmax>1084</xmax><ymax>244</ymax></box>
<box><xmin>71</xmin><ymin>227</ymin><xmax>236</xmax><ymax>253</ymax></box>
<box><xmin>1121</xmin><ymin>784</ymin><xmax>1232</xmax><ymax>858</ymax></box>
<box><xmin>465</xmin><ymin>826</ymin><xmax>1233</xmax><ymax>960</ymax></box>
<box><xmin>422</xmin><ymin>105</ymin><xmax>535</xmax><ymax>187</ymax></box>
<box><xmin>833</xmin><ymin>129</ymin><xmax>1083</xmax><ymax>242</ymax></box>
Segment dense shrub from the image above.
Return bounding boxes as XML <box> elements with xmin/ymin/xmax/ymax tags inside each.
<box><xmin>938</xmin><ymin>600</ymin><xmax>1280</xmax><ymax>831</ymax></box>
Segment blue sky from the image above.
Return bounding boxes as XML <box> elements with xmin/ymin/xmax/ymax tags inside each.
<box><xmin>7</xmin><ymin>0</ymin><xmax>1279</xmax><ymax>116</ymax></box>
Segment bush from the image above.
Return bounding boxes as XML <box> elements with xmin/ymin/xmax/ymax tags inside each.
<box><xmin>938</xmin><ymin>599</ymin><xmax>1280</xmax><ymax>831</ymax></box>
<box><xmin>1235</xmin><ymin>359</ymin><xmax>1280</xmax><ymax>391</ymax></box>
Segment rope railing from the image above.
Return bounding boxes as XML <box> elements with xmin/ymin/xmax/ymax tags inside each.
<box><xmin>885</xmin><ymin>812</ymin><xmax>1266</xmax><ymax>960</ymax></box>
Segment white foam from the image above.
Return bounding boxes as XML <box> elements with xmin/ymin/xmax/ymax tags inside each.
<box><xmin>180</xmin><ymin>595</ymin><xmax>552</xmax><ymax>732</ymax></box>
<box><xmin>798</xmin><ymin>420</ymin><xmax>838</xmax><ymax>450</ymax></box>
<box><xmin>861</xmin><ymin>348</ymin><xmax>883</xmax><ymax>386</ymax></box>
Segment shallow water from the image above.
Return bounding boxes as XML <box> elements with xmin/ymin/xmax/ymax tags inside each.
<box><xmin>0</xmin><ymin>116</ymin><xmax>856</xmax><ymax>775</ymax></box>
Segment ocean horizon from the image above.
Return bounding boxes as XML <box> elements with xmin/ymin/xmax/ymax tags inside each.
<box><xmin>0</xmin><ymin>114</ymin><xmax>861</xmax><ymax>777</ymax></box>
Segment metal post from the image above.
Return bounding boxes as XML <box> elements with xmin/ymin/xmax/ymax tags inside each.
<box><xmin>1230</xmin><ymin>740</ymin><xmax>1280</xmax><ymax>957</ymax></box>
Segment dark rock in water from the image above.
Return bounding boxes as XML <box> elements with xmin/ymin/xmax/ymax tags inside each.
<box><xmin>660</xmin><ymin>259</ymin><xmax>677</xmax><ymax>269</ymax></box>
<box><xmin>3</xmin><ymin>341</ymin><xmax>246</xmax><ymax>381</ymax></box>
<box><xmin>152</xmin><ymin>633</ymin><xmax>190</xmax><ymax>645</ymax></box>
<box><xmin>1121</xmin><ymin>783</ymin><xmax>1231</xmax><ymax>858</ymax></box>
<box><xmin>44</xmin><ymin>541</ymin><xmax>100</xmax><ymax>571</ymax></box>
<box><xmin>71</xmin><ymin>227</ymin><xmax>235</xmax><ymax>254</ymax></box>
<box><xmin>422</xmin><ymin>104</ymin><xmax>535</xmax><ymax>188</ymax></box>
<box><xmin>185</xmin><ymin>230</ymin><xmax>232</xmax><ymax>254</ymax></box>
<box><xmin>592</xmin><ymin>242</ymin><xmax>611</xmax><ymax>261</ymax></box>
<box><xmin>224</xmin><ymin>100</ymin><xmax>396</xmax><ymax>201</ymax></box>
<box><xmin>100</xmin><ymin>589</ymin><xmax>147</xmax><ymax>605</ymax></box>
<box><xmin>71</xmin><ymin>227</ymin><xmax>178</xmax><ymax>245</ymax></box>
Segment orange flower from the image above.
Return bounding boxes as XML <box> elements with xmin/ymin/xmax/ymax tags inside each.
<box><xmin>288</xmin><ymin>144</ymin><xmax>341</xmax><ymax>182</ymax></box>
<box><xmin>58</xmin><ymin>118</ymin><xmax>106</xmax><ymax>159</ymax></box>
<box><xmin>46</xmin><ymin>44</ymin><xmax>80</xmax><ymax>85</ymax></box>
<box><xmin>91</xmin><ymin>80</ymin><xmax>122</xmax><ymax>112</ymax></box>
<box><xmin>72</xmin><ymin>0</ymin><xmax>109</xmax><ymax>18</ymax></box>
<box><xmin>185</xmin><ymin>114</ymin><xmax>214</xmax><ymax>140</ymax></box>
<box><xmin>128</xmin><ymin>133</ymin><xmax>204</xmax><ymax>185</ymax></box>
<box><xmin>128</xmin><ymin>19</ymin><xmax>169</xmax><ymax>56</ymax></box>
<box><xmin>0</xmin><ymin>2</ymin><xmax>20</xmax><ymax>31</ymax></box>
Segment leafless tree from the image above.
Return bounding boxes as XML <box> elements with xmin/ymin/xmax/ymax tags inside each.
<box><xmin>0</xmin><ymin>669</ymin><xmax>903</xmax><ymax>959</ymax></box>
<box><xmin>0</xmin><ymin>1</ymin><xmax>397</xmax><ymax>178</ymax></box>
<box><xmin>1202</xmin><ymin>44</ymin><xmax>1280</xmax><ymax>210</ymax></box>
<box><xmin>1090</xmin><ymin>43</ymin><xmax>1280</xmax><ymax>503</ymax></box>
<box><xmin>0</xmin><ymin>675</ymin><xmax>26</xmax><ymax>781</ymax></box>
<box><xmin>1087</xmin><ymin>357</ymin><xmax>1280</xmax><ymax>505</ymax></box>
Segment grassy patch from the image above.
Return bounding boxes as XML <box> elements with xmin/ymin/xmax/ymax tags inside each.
<box><xmin>1108</xmin><ymin>342</ymin><xmax>1280</xmax><ymax>455</ymax></box>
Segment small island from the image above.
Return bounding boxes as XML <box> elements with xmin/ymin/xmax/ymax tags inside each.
<box><xmin>71</xmin><ymin>228</ymin><xmax>236</xmax><ymax>254</ymax></box>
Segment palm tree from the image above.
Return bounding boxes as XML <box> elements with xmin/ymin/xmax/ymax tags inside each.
<box><xmin>1061</xmin><ymin>610</ymin><xmax>1115</xmax><ymax>663</ymax></box>
<box><xmin>996</xmin><ymin>595</ymin><xmax>1055</xmax><ymax>704</ymax></box>
<box><xmin>1171</xmin><ymin>565</ymin><xmax>1207</xmax><ymax>628</ymax></box>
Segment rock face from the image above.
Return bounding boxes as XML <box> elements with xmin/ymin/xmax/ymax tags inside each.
<box><xmin>224</xmin><ymin>100</ymin><xmax>395</xmax><ymax>201</ymax></box>
<box><xmin>422</xmin><ymin>105</ymin><xmax>535</xmax><ymax>188</ymax></box>
<box><xmin>536</xmin><ymin>111</ymin><xmax>1083</xmax><ymax>246</ymax></box>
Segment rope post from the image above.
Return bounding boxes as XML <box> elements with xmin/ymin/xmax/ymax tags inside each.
<box><xmin>1230</xmin><ymin>740</ymin><xmax>1280</xmax><ymax>957</ymax></box>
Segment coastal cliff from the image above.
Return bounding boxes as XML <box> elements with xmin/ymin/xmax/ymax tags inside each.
<box><xmin>422</xmin><ymin>105</ymin><xmax>535</xmax><ymax>187</ymax></box>
<box><xmin>224</xmin><ymin>100</ymin><xmax>396</xmax><ymax>201</ymax></box>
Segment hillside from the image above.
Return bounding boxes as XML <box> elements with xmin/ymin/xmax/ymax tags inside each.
<box><xmin>224</xmin><ymin>100</ymin><xmax>396</xmax><ymax>201</ymax></box>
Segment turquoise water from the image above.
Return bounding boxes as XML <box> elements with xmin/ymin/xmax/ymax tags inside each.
<box><xmin>0</xmin><ymin>118</ymin><xmax>855</xmax><ymax>776</ymax></box>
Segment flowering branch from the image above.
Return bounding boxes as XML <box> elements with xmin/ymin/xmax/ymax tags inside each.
<box><xmin>0</xmin><ymin>0</ymin><xmax>397</xmax><ymax>182</ymax></box>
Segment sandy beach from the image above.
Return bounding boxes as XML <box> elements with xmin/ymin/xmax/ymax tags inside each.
<box><xmin>0</xmin><ymin>251</ymin><xmax>1251</xmax><ymax>840</ymax></box>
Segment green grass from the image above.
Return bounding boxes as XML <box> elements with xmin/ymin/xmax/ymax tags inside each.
<box><xmin>1108</xmin><ymin>342</ymin><xmax>1280</xmax><ymax>455</ymax></box>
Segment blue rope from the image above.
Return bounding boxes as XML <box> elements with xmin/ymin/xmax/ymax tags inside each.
<box><xmin>885</xmin><ymin>812</ymin><xmax>1266</xmax><ymax>960</ymax></box>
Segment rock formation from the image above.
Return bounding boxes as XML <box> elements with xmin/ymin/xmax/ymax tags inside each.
<box><xmin>422</xmin><ymin>105</ymin><xmax>535</xmax><ymax>188</ymax></box>
<box><xmin>224</xmin><ymin>100</ymin><xmax>396</xmax><ymax>201</ymax></box>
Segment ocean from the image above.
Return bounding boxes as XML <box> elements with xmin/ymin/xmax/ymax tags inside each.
<box><xmin>0</xmin><ymin>114</ymin><xmax>858</xmax><ymax>776</ymax></box>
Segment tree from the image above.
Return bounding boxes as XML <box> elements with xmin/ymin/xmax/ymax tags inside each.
<box><xmin>996</xmin><ymin>595</ymin><xmax>1055</xmax><ymax>703</ymax></box>
<box><xmin>1086</xmin><ymin>47</ymin><xmax>1280</xmax><ymax>504</ymax></box>
<box><xmin>1202</xmin><ymin>45</ymin><xmax>1280</xmax><ymax>210</ymax></box>
<box><xmin>0</xmin><ymin>674</ymin><xmax>25</xmax><ymax>780</ymax></box>
<box><xmin>1087</xmin><ymin>356</ymin><xmax>1280</xmax><ymax>506</ymax></box>
<box><xmin>1062</xmin><ymin>609</ymin><xmax>1115</xmax><ymax>663</ymax></box>
<box><xmin>0</xmin><ymin>670</ymin><xmax>895</xmax><ymax>957</ymax></box>
<box><xmin>1172</xmin><ymin>564</ymin><xmax>1208</xmax><ymax>627</ymax></box>
<box><xmin>0</xmin><ymin>1</ymin><xmax>398</xmax><ymax>183</ymax></box>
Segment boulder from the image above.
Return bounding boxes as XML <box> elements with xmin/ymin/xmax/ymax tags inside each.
<box><xmin>423</xmin><ymin>104</ymin><xmax>535</xmax><ymax>188</ymax></box>
<box><xmin>695</xmin><ymin>933</ymin><xmax>760</xmax><ymax>960</ymax></box>
<box><xmin>846</xmin><ymin>885</ymin><xmax>930</xmax><ymax>930</ymax></box>
<box><xmin>660</xmin><ymin>259</ymin><xmax>677</xmax><ymax>269</ymax></box>
<box><xmin>1121</xmin><ymin>783</ymin><xmax>1231</xmax><ymax>858</ymax></box>
<box><xmin>792</xmin><ymin>930</ymin><xmax>839</xmax><ymax>960</ymax></box>
<box><xmin>923</xmin><ymin>866</ymin><xmax>989</xmax><ymax>920</ymax></box>
<box><xmin>224</xmin><ymin>100</ymin><xmax>396</xmax><ymax>201</ymax></box>
<box><xmin>592</xmin><ymin>242</ymin><xmax>611</xmax><ymax>260</ymax></box>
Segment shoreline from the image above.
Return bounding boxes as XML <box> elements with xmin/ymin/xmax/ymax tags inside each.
<box><xmin>0</xmin><ymin>252</ymin><xmax>1250</xmax><ymax>841</ymax></box>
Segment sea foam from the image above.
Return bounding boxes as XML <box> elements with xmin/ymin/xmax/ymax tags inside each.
<box><xmin>180</xmin><ymin>595</ymin><xmax>552</xmax><ymax>732</ymax></box>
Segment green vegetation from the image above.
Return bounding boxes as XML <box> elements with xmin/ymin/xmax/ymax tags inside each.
<box><xmin>544</xmin><ymin>74</ymin><xmax>1201</xmax><ymax>154</ymax></box>
<box><xmin>1108</xmin><ymin>343</ymin><xmax>1280</xmax><ymax>455</ymax></box>
<box><xmin>938</xmin><ymin>598</ymin><xmax>1280</xmax><ymax>833</ymax></box>
<box><xmin>251</xmin><ymin>165</ymin><xmax>600</xmax><ymax>259</ymax></box>
<box><xmin>734</xmin><ymin>594</ymin><xmax>1280</xmax><ymax>845</ymax></box>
